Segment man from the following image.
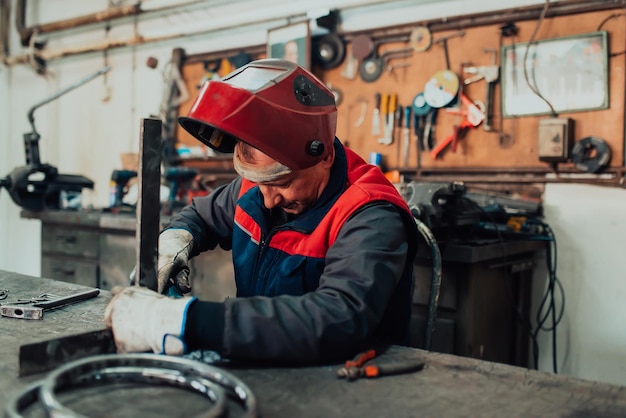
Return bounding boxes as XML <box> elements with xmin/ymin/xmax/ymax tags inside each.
<box><xmin>105</xmin><ymin>59</ymin><xmax>418</xmax><ymax>364</ymax></box>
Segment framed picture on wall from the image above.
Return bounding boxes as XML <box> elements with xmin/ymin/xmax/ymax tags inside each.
<box><xmin>267</xmin><ymin>21</ymin><xmax>311</xmax><ymax>70</ymax></box>
<box><xmin>501</xmin><ymin>31</ymin><xmax>609</xmax><ymax>117</ymax></box>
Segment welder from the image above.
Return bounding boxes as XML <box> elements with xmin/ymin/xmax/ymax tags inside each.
<box><xmin>104</xmin><ymin>59</ymin><xmax>419</xmax><ymax>364</ymax></box>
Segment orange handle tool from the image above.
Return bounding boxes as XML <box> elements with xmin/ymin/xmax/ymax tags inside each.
<box><xmin>430</xmin><ymin>118</ymin><xmax>474</xmax><ymax>159</ymax></box>
<box><xmin>337</xmin><ymin>349</ymin><xmax>378</xmax><ymax>378</ymax></box>
<box><xmin>360</xmin><ymin>360</ymin><xmax>425</xmax><ymax>379</ymax></box>
<box><xmin>345</xmin><ymin>349</ymin><xmax>377</xmax><ymax>369</ymax></box>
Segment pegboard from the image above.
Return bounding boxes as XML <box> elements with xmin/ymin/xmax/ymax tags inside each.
<box><xmin>322</xmin><ymin>9</ymin><xmax>625</xmax><ymax>176</ymax></box>
<box><xmin>177</xmin><ymin>7</ymin><xmax>626</xmax><ymax>184</ymax></box>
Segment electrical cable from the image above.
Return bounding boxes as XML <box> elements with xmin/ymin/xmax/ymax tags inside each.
<box><xmin>597</xmin><ymin>12</ymin><xmax>626</xmax><ymax>31</ymax></box>
<box><xmin>597</xmin><ymin>12</ymin><xmax>626</xmax><ymax>58</ymax></box>
<box><xmin>463</xmin><ymin>196</ymin><xmax>565</xmax><ymax>373</ymax></box>
<box><xmin>522</xmin><ymin>0</ymin><xmax>558</xmax><ymax>118</ymax></box>
<box><xmin>411</xmin><ymin>212</ymin><xmax>442</xmax><ymax>351</ymax></box>
<box><xmin>529</xmin><ymin>222</ymin><xmax>565</xmax><ymax>373</ymax></box>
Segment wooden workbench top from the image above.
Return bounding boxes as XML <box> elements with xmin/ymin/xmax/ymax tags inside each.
<box><xmin>1</xmin><ymin>269</ymin><xmax>626</xmax><ymax>417</ymax></box>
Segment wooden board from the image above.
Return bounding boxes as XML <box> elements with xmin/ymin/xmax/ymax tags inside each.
<box><xmin>176</xmin><ymin>9</ymin><xmax>625</xmax><ymax>179</ymax></box>
<box><xmin>322</xmin><ymin>9</ymin><xmax>625</xmax><ymax>171</ymax></box>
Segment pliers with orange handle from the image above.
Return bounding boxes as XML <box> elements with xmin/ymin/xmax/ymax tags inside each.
<box><xmin>336</xmin><ymin>349</ymin><xmax>425</xmax><ymax>381</ymax></box>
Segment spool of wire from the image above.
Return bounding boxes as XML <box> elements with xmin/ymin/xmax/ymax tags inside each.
<box><xmin>570</xmin><ymin>136</ymin><xmax>611</xmax><ymax>173</ymax></box>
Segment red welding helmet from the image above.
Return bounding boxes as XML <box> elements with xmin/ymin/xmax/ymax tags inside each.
<box><xmin>178</xmin><ymin>59</ymin><xmax>337</xmax><ymax>170</ymax></box>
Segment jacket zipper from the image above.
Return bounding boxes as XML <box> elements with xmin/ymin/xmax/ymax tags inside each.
<box><xmin>256</xmin><ymin>225</ymin><xmax>303</xmax><ymax>296</ymax></box>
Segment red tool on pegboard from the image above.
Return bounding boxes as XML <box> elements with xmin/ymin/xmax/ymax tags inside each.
<box><xmin>430</xmin><ymin>93</ymin><xmax>485</xmax><ymax>159</ymax></box>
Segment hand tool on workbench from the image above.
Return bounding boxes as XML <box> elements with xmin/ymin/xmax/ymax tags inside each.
<box><xmin>336</xmin><ymin>349</ymin><xmax>425</xmax><ymax>381</ymax></box>
<box><xmin>1</xmin><ymin>288</ymin><xmax>100</xmax><ymax>320</ymax></box>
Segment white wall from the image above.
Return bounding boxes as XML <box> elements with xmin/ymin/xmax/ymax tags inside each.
<box><xmin>3</xmin><ymin>0</ymin><xmax>626</xmax><ymax>386</ymax></box>
<box><xmin>535</xmin><ymin>184</ymin><xmax>626</xmax><ymax>386</ymax></box>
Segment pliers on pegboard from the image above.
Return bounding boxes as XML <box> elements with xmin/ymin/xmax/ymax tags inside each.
<box><xmin>336</xmin><ymin>349</ymin><xmax>425</xmax><ymax>381</ymax></box>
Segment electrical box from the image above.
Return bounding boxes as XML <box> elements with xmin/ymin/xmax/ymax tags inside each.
<box><xmin>537</xmin><ymin>118</ymin><xmax>574</xmax><ymax>163</ymax></box>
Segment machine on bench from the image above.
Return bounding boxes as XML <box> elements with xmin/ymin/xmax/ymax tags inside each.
<box><xmin>0</xmin><ymin>67</ymin><xmax>110</xmax><ymax>211</ymax></box>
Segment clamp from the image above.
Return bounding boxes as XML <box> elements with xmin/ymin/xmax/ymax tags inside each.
<box><xmin>336</xmin><ymin>349</ymin><xmax>425</xmax><ymax>381</ymax></box>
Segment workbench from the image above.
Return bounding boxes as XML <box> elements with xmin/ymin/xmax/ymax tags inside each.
<box><xmin>1</xmin><ymin>269</ymin><xmax>625</xmax><ymax>417</ymax></box>
<box><xmin>22</xmin><ymin>209</ymin><xmax>545</xmax><ymax>367</ymax></box>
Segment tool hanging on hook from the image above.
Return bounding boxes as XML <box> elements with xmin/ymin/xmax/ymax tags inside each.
<box><xmin>433</xmin><ymin>31</ymin><xmax>465</xmax><ymax>70</ymax></box>
<box><xmin>372</xmin><ymin>93</ymin><xmax>382</xmax><ymax>136</ymax></box>
<box><xmin>463</xmin><ymin>48</ymin><xmax>499</xmax><ymax>132</ymax></box>
<box><xmin>402</xmin><ymin>106</ymin><xmax>412</xmax><ymax>169</ymax></box>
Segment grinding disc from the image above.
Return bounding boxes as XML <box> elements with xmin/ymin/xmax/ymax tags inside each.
<box><xmin>352</xmin><ymin>34</ymin><xmax>375</xmax><ymax>60</ymax></box>
<box><xmin>359</xmin><ymin>56</ymin><xmax>383</xmax><ymax>83</ymax></box>
<box><xmin>410</xmin><ymin>26</ymin><xmax>432</xmax><ymax>52</ymax></box>
<box><xmin>423</xmin><ymin>69</ymin><xmax>460</xmax><ymax>108</ymax></box>
<box><xmin>412</xmin><ymin>92</ymin><xmax>432</xmax><ymax>116</ymax></box>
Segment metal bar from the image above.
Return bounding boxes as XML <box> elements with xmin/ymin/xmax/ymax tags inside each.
<box><xmin>405</xmin><ymin>166</ymin><xmax>626</xmax><ymax>187</ymax></box>
<box><xmin>18</xmin><ymin>328</ymin><xmax>115</xmax><ymax>376</ymax></box>
<box><xmin>135</xmin><ymin>118</ymin><xmax>162</xmax><ymax>290</ymax></box>
<box><xmin>32</xmin><ymin>288</ymin><xmax>100</xmax><ymax>310</ymax></box>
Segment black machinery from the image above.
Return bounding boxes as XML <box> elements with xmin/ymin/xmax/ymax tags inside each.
<box><xmin>0</xmin><ymin>67</ymin><xmax>110</xmax><ymax>211</ymax></box>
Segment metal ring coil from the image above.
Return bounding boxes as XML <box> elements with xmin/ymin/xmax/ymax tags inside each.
<box><xmin>6</xmin><ymin>353</ymin><xmax>258</xmax><ymax>418</ymax></box>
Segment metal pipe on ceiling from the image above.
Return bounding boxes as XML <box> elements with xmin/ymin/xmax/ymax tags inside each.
<box><xmin>1</xmin><ymin>13</ymin><xmax>304</xmax><ymax>66</ymax></box>
<box><xmin>0</xmin><ymin>0</ymin><xmax>398</xmax><ymax>67</ymax></box>
<box><xmin>3</xmin><ymin>0</ymin><xmax>626</xmax><ymax>68</ymax></box>
<box><xmin>13</xmin><ymin>0</ymin><xmax>211</xmax><ymax>47</ymax></box>
<box><xmin>0</xmin><ymin>0</ymin><xmax>10</xmax><ymax>59</ymax></box>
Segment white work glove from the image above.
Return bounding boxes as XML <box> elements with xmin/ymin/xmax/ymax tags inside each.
<box><xmin>157</xmin><ymin>228</ymin><xmax>195</xmax><ymax>295</ymax></box>
<box><xmin>103</xmin><ymin>286</ymin><xmax>196</xmax><ymax>355</ymax></box>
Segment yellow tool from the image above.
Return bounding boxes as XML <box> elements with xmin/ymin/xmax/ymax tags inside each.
<box><xmin>379</xmin><ymin>93</ymin><xmax>397</xmax><ymax>145</ymax></box>
<box><xmin>377</xmin><ymin>93</ymin><xmax>389</xmax><ymax>144</ymax></box>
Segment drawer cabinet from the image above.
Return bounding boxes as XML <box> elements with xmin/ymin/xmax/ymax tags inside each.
<box><xmin>42</xmin><ymin>225</ymin><xmax>99</xmax><ymax>258</ymax></box>
<box><xmin>99</xmin><ymin>230</ymin><xmax>137</xmax><ymax>290</ymax></box>
<box><xmin>41</xmin><ymin>224</ymin><xmax>100</xmax><ymax>287</ymax></box>
<box><xmin>41</xmin><ymin>256</ymin><xmax>98</xmax><ymax>287</ymax></box>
